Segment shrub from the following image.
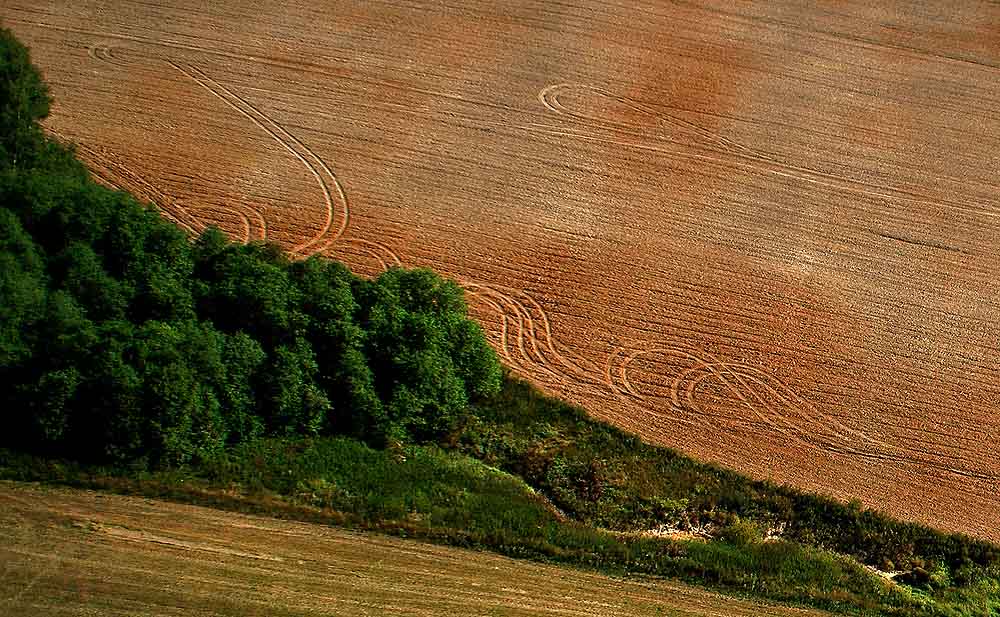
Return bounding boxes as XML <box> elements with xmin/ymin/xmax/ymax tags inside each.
<box><xmin>716</xmin><ymin>515</ymin><xmax>763</xmax><ymax>547</ymax></box>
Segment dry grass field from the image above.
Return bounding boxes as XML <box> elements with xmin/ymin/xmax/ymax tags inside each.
<box><xmin>0</xmin><ymin>482</ymin><xmax>831</xmax><ymax>616</ymax></box>
<box><xmin>6</xmin><ymin>1</ymin><xmax>1000</xmax><ymax>539</ymax></box>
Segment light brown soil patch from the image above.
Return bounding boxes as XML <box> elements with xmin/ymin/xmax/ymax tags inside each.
<box><xmin>0</xmin><ymin>482</ymin><xmax>829</xmax><ymax>616</ymax></box>
<box><xmin>6</xmin><ymin>1</ymin><xmax>1000</xmax><ymax>539</ymax></box>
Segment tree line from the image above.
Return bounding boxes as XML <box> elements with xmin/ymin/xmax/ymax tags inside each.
<box><xmin>0</xmin><ymin>28</ymin><xmax>501</xmax><ymax>467</ymax></box>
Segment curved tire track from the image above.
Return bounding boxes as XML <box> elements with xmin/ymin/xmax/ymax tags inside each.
<box><xmin>87</xmin><ymin>42</ymin><xmax>132</xmax><ymax>67</ymax></box>
<box><xmin>62</xmin><ymin>137</ymin><xmax>204</xmax><ymax>235</ymax></box>
<box><xmin>462</xmin><ymin>283</ymin><xmax>606</xmax><ymax>394</ymax></box>
<box><xmin>170</xmin><ymin>61</ymin><xmax>348</xmax><ymax>256</ymax></box>
<box><xmin>539</xmin><ymin>82</ymin><xmax>997</xmax><ymax>222</ymax></box>
<box><xmin>611</xmin><ymin>343</ymin><xmax>1000</xmax><ymax>485</ymax></box>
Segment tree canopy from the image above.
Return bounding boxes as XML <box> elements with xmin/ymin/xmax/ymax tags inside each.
<box><xmin>0</xmin><ymin>28</ymin><xmax>502</xmax><ymax>466</ymax></box>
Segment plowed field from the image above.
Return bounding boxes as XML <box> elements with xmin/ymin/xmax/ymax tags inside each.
<box><xmin>6</xmin><ymin>1</ymin><xmax>1000</xmax><ymax>539</ymax></box>
<box><xmin>0</xmin><ymin>483</ymin><xmax>830</xmax><ymax>616</ymax></box>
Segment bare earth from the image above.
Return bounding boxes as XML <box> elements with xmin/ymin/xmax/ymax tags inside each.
<box><xmin>0</xmin><ymin>482</ymin><xmax>830</xmax><ymax>616</ymax></box>
<box><xmin>6</xmin><ymin>1</ymin><xmax>1000</xmax><ymax>539</ymax></box>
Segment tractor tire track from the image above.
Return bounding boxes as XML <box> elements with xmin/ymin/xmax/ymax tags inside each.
<box><xmin>174</xmin><ymin>199</ymin><xmax>265</xmax><ymax>245</ymax></box>
<box><xmin>539</xmin><ymin>83</ymin><xmax>999</xmax><ymax>222</ymax></box>
<box><xmin>461</xmin><ymin>283</ymin><xmax>608</xmax><ymax>395</ymax></box>
<box><xmin>540</xmin><ymin>83</ymin><xmax>764</xmax><ymax>159</ymax></box>
<box><xmin>87</xmin><ymin>42</ymin><xmax>131</xmax><ymax>67</ymax></box>
<box><xmin>342</xmin><ymin>238</ymin><xmax>404</xmax><ymax>270</ymax></box>
<box><xmin>61</xmin><ymin>137</ymin><xmax>204</xmax><ymax>235</ymax></box>
<box><xmin>170</xmin><ymin>61</ymin><xmax>348</xmax><ymax>257</ymax></box>
<box><xmin>611</xmin><ymin>343</ymin><xmax>1000</xmax><ymax>486</ymax></box>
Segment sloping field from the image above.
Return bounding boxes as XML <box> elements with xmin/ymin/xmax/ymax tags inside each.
<box><xmin>0</xmin><ymin>482</ymin><xmax>830</xmax><ymax>616</ymax></box>
<box><xmin>6</xmin><ymin>1</ymin><xmax>1000</xmax><ymax>539</ymax></box>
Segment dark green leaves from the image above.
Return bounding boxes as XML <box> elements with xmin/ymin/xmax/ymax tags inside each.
<box><xmin>0</xmin><ymin>27</ymin><xmax>503</xmax><ymax>466</ymax></box>
<box><xmin>0</xmin><ymin>28</ymin><xmax>50</xmax><ymax>170</ymax></box>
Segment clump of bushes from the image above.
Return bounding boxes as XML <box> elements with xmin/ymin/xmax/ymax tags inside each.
<box><xmin>715</xmin><ymin>515</ymin><xmax>763</xmax><ymax>546</ymax></box>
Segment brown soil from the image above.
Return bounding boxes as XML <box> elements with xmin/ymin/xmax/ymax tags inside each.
<box><xmin>6</xmin><ymin>1</ymin><xmax>1000</xmax><ymax>540</ymax></box>
<box><xmin>0</xmin><ymin>482</ymin><xmax>830</xmax><ymax>616</ymax></box>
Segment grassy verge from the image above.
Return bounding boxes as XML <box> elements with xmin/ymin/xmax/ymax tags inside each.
<box><xmin>6</xmin><ymin>385</ymin><xmax>1000</xmax><ymax>617</ymax></box>
<box><xmin>460</xmin><ymin>377</ymin><xmax>1000</xmax><ymax>615</ymax></box>
<box><xmin>462</xmin><ymin>378</ymin><xmax>1000</xmax><ymax>575</ymax></box>
<box><xmin>0</xmin><ymin>440</ymin><xmax>911</xmax><ymax>615</ymax></box>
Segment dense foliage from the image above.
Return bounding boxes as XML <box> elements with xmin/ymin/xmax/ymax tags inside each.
<box><xmin>0</xmin><ymin>29</ymin><xmax>501</xmax><ymax>466</ymax></box>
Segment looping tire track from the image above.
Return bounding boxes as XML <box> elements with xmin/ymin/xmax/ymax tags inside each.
<box><xmin>607</xmin><ymin>344</ymin><xmax>1000</xmax><ymax>486</ymax></box>
<box><xmin>60</xmin><ymin>133</ymin><xmax>263</xmax><ymax>245</ymax></box>
<box><xmin>462</xmin><ymin>282</ymin><xmax>564</xmax><ymax>383</ymax></box>
<box><xmin>69</xmin><ymin>38</ymin><xmax>404</xmax><ymax>274</ymax></box>
<box><xmin>192</xmin><ymin>204</ymin><xmax>252</xmax><ymax>244</ymax></box>
<box><xmin>245</xmin><ymin>203</ymin><xmax>269</xmax><ymax>242</ymax></box>
<box><xmin>80</xmin><ymin>39</ymin><xmax>401</xmax><ymax>268</ymax></box>
<box><xmin>174</xmin><ymin>199</ymin><xmax>268</xmax><ymax>245</ymax></box>
<box><xmin>342</xmin><ymin>238</ymin><xmax>403</xmax><ymax>271</ymax></box>
<box><xmin>461</xmin><ymin>282</ymin><xmax>605</xmax><ymax>394</ymax></box>
<box><xmin>539</xmin><ymin>83</ymin><xmax>763</xmax><ymax>159</ymax></box>
<box><xmin>87</xmin><ymin>42</ymin><xmax>131</xmax><ymax>67</ymax></box>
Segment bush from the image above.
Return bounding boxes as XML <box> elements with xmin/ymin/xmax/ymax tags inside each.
<box><xmin>716</xmin><ymin>515</ymin><xmax>763</xmax><ymax>547</ymax></box>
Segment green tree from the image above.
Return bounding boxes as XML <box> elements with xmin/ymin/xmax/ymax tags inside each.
<box><xmin>290</xmin><ymin>256</ymin><xmax>380</xmax><ymax>434</ymax></box>
<box><xmin>73</xmin><ymin>320</ymin><xmax>145</xmax><ymax>462</ymax></box>
<box><xmin>0</xmin><ymin>208</ymin><xmax>46</xmax><ymax>369</ymax></box>
<box><xmin>219</xmin><ymin>331</ymin><xmax>266</xmax><ymax>442</ymax></box>
<box><xmin>28</xmin><ymin>367</ymin><xmax>81</xmax><ymax>443</ymax></box>
<box><xmin>4</xmin><ymin>290</ymin><xmax>96</xmax><ymax>449</ymax></box>
<box><xmin>356</xmin><ymin>268</ymin><xmax>501</xmax><ymax>442</ymax></box>
<box><xmin>262</xmin><ymin>337</ymin><xmax>330</xmax><ymax>436</ymax></box>
<box><xmin>0</xmin><ymin>27</ymin><xmax>505</xmax><ymax>465</ymax></box>
<box><xmin>53</xmin><ymin>242</ymin><xmax>131</xmax><ymax>321</ymax></box>
<box><xmin>195</xmin><ymin>240</ymin><xmax>304</xmax><ymax>346</ymax></box>
<box><xmin>0</xmin><ymin>28</ymin><xmax>51</xmax><ymax>169</ymax></box>
<box><xmin>131</xmin><ymin>320</ymin><xmax>230</xmax><ymax>465</ymax></box>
